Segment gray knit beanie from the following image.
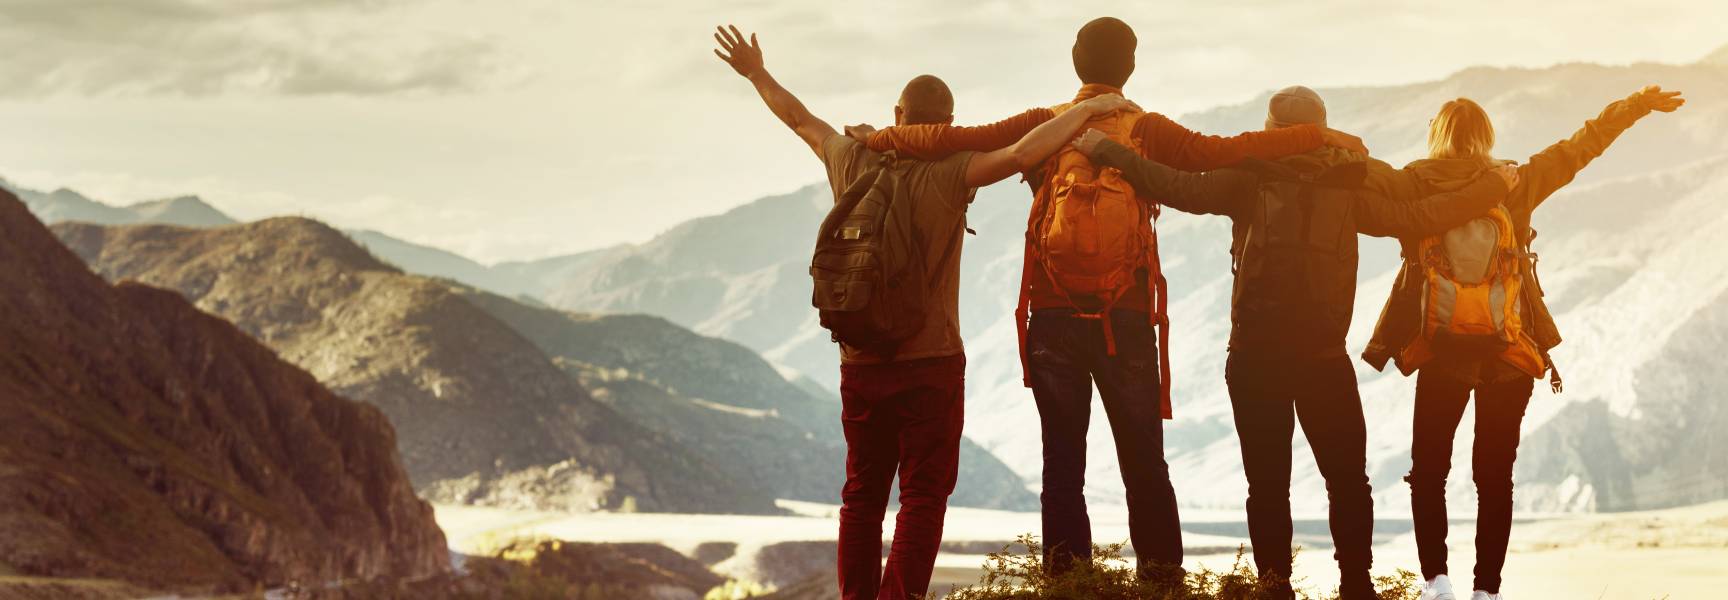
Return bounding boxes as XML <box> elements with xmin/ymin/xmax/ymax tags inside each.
<box><xmin>1266</xmin><ymin>85</ymin><xmax>1327</xmax><ymax>129</ymax></box>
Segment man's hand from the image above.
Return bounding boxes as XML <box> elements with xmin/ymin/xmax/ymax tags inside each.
<box><xmin>1321</xmin><ymin>128</ymin><xmax>1369</xmax><ymax>155</ymax></box>
<box><xmin>1072</xmin><ymin>128</ymin><xmax>1110</xmax><ymax>156</ymax></box>
<box><xmin>1077</xmin><ymin>93</ymin><xmax>1142</xmax><ymax>116</ymax></box>
<box><xmin>844</xmin><ymin>123</ymin><xmax>877</xmax><ymax>142</ymax></box>
<box><xmin>1490</xmin><ymin>164</ymin><xmax>1520</xmax><ymax>189</ymax></box>
<box><xmin>713</xmin><ymin>25</ymin><xmax>763</xmax><ymax>78</ymax></box>
<box><xmin>1633</xmin><ymin>85</ymin><xmax>1686</xmax><ymax>113</ymax></box>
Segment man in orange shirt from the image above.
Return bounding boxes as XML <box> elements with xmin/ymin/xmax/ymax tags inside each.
<box><xmin>714</xmin><ymin>24</ymin><xmax>1142</xmax><ymax>600</ymax></box>
<box><xmin>855</xmin><ymin>17</ymin><xmax>1367</xmax><ymax>577</ymax></box>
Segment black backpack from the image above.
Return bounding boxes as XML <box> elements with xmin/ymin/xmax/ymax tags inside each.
<box><xmin>1227</xmin><ymin>159</ymin><xmax>1369</xmax><ymax>353</ymax></box>
<box><xmin>809</xmin><ymin>153</ymin><xmax>929</xmax><ymax>354</ymax></box>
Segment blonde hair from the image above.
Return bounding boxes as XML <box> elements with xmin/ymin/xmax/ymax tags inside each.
<box><xmin>1427</xmin><ymin>98</ymin><xmax>1496</xmax><ymax>163</ymax></box>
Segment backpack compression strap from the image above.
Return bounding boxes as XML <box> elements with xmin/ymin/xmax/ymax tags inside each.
<box><xmin>1015</xmin><ymin>184</ymin><xmax>1051</xmax><ymax>388</ymax></box>
<box><xmin>1149</xmin><ymin>210</ymin><xmax>1172</xmax><ymax>420</ymax></box>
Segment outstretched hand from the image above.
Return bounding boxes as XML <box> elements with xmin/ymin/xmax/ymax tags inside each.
<box><xmin>1321</xmin><ymin>128</ymin><xmax>1370</xmax><ymax>155</ymax></box>
<box><xmin>713</xmin><ymin>25</ymin><xmax>763</xmax><ymax>78</ymax></box>
<box><xmin>1634</xmin><ymin>85</ymin><xmax>1686</xmax><ymax>113</ymax></box>
<box><xmin>1072</xmin><ymin>128</ymin><xmax>1110</xmax><ymax>156</ymax></box>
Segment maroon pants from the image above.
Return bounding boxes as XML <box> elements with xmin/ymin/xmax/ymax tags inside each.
<box><xmin>836</xmin><ymin>354</ymin><xmax>965</xmax><ymax>600</ymax></box>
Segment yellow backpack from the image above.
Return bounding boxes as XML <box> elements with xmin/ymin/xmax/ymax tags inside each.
<box><xmin>1401</xmin><ymin>205</ymin><xmax>1544</xmax><ymax>376</ymax></box>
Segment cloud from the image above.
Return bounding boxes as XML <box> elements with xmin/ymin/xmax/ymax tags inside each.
<box><xmin>0</xmin><ymin>0</ymin><xmax>512</xmax><ymax>97</ymax></box>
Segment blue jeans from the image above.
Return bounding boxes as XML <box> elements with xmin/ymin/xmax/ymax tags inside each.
<box><xmin>1026</xmin><ymin>309</ymin><xmax>1181</xmax><ymax>574</ymax></box>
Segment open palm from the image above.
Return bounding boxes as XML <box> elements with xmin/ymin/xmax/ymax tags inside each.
<box><xmin>1638</xmin><ymin>85</ymin><xmax>1686</xmax><ymax>112</ymax></box>
<box><xmin>713</xmin><ymin>25</ymin><xmax>763</xmax><ymax>78</ymax></box>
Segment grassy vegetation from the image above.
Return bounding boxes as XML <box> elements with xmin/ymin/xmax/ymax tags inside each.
<box><xmin>943</xmin><ymin>535</ymin><xmax>1420</xmax><ymax>600</ymax></box>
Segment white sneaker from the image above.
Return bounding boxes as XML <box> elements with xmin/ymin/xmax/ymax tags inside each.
<box><xmin>1418</xmin><ymin>574</ymin><xmax>1457</xmax><ymax>600</ymax></box>
<box><xmin>1470</xmin><ymin>592</ymin><xmax>1504</xmax><ymax>600</ymax></box>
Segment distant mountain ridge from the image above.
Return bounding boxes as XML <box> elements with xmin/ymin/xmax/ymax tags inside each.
<box><xmin>51</xmin><ymin>216</ymin><xmax>1035</xmax><ymax>512</ymax></box>
<box><xmin>0</xmin><ymin>189</ymin><xmax>447</xmax><ymax>592</ymax></box>
<box><xmin>53</xmin><ymin>217</ymin><xmax>779</xmax><ymax>515</ymax></box>
<box><xmin>2</xmin><ymin>178</ymin><xmax>235</xmax><ymax>228</ymax></box>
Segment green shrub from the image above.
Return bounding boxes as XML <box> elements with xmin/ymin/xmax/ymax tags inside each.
<box><xmin>943</xmin><ymin>535</ymin><xmax>1419</xmax><ymax>600</ymax></box>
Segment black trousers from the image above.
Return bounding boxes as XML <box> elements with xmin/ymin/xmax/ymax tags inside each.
<box><xmin>1026</xmin><ymin>309</ymin><xmax>1182</xmax><ymax>576</ymax></box>
<box><xmin>1407</xmin><ymin>370</ymin><xmax>1533</xmax><ymax>595</ymax></box>
<box><xmin>1225</xmin><ymin>352</ymin><xmax>1375</xmax><ymax>600</ymax></box>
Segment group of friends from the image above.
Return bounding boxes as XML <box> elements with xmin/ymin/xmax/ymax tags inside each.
<box><xmin>713</xmin><ymin>16</ymin><xmax>1685</xmax><ymax>600</ymax></box>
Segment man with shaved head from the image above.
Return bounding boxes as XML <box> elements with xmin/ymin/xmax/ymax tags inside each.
<box><xmin>860</xmin><ymin>16</ymin><xmax>1369</xmax><ymax>579</ymax></box>
<box><xmin>898</xmin><ymin>74</ymin><xmax>955</xmax><ymax>125</ymax></box>
<box><xmin>713</xmin><ymin>24</ymin><xmax>1139</xmax><ymax>600</ymax></box>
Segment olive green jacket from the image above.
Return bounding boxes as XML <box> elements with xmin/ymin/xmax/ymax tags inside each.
<box><xmin>1362</xmin><ymin>91</ymin><xmax>1658</xmax><ymax>379</ymax></box>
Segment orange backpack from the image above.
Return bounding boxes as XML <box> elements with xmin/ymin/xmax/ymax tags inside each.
<box><xmin>1015</xmin><ymin>104</ymin><xmax>1172</xmax><ymax>419</ymax></box>
<box><xmin>1400</xmin><ymin>205</ymin><xmax>1544</xmax><ymax>377</ymax></box>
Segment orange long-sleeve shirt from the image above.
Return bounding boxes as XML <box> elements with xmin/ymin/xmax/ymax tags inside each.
<box><xmin>865</xmin><ymin>83</ymin><xmax>1325</xmax><ymax>311</ymax></box>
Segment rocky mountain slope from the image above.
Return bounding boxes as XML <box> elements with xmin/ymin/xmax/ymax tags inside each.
<box><xmin>51</xmin><ymin>217</ymin><xmax>776</xmax><ymax>515</ymax></box>
<box><xmin>52</xmin><ymin>216</ymin><xmax>1033</xmax><ymax>512</ymax></box>
<box><xmin>0</xmin><ymin>189</ymin><xmax>447</xmax><ymax>593</ymax></box>
<box><xmin>493</xmin><ymin>51</ymin><xmax>1728</xmax><ymax>514</ymax></box>
<box><xmin>459</xmin><ymin>292</ymin><xmax>1037</xmax><ymax>510</ymax></box>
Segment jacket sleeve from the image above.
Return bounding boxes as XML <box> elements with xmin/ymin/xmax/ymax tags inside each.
<box><xmin>1355</xmin><ymin>167</ymin><xmax>1511</xmax><ymax>238</ymax></box>
<box><xmin>1136</xmin><ymin>112</ymin><xmax>1325</xmax><ymax>171</ymax></box>
<box><xmin>1517</xmin><ymin>92</ymin><xmax>1653</xmax><ymax>212</ymax></box>
<box><xmin>1090</xmin><ymin>138</ymin><xmax>1257</xmax><ymax>217</ymax></box>
<box><xmin>862</xmin><ymin>108</ymin><xmax>1055</xmax><ymax>161</ymax></box>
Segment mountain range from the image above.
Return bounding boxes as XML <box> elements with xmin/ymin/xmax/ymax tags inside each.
<box><xmin>21</xmin><ymin>181</ymin><xmax>1034</xmax><ymax>513</ymax></box>
<box><xmin>15</xmin><ymin>47</ymin><xmax>1728</xmax><ymax>519</ymax></box>
<box><xmin>0</xmin><ymin>188</ymin><xmax>447</xmax><ymax>593</ymax></box>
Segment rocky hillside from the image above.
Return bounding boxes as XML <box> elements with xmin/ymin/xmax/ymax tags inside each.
<box><xmin>0</xmin><ymin>189</ymin><xmax>447</xmax><ymax>593</ymax></box>
<box><xmin>459</xmin><ymin>292</ymin><xmax>1037</xmax><ymax>510</ymax></box>
<box><xmin>51</xmin><ymin>217</ymin><xmax>777</xmax><ymax>515</ymax></box>
<box><xmin>27</xmin><ymin>184</ymin><xmax>1035</xmax><ymax>510</ymax></box>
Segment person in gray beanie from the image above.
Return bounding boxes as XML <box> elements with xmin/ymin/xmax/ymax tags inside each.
<box><xmin>1071</xmin><ymin>86</ymin><xmax>1518</xmax><ymax>599</ymax></box>
<box><xmin>1266</xmin><ymin>85</ymin><xmax>1329</xmax><ymax>129</ymax></box>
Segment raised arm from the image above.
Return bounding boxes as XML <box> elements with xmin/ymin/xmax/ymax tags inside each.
<box><xmin>960</xmin><ymin>95</ymin><xmax>1141</xmax><ymax>187</ymax></box>
<box><xmin>1077</xmin><ymin>132</ymin><xmax>1258</xmax><ymax>217</ymax></box>
<box><xmin>713</xmin><ymin>25</ymin><xmax>837</xmax><ymax>155</ymax></box>
<box><xmin>1519</xmin><ymin>85</ymin><xmax>1684</xmax><ymax>211</ymax></box>
<box><xmin>862</xmin><ymin>109</ymin><xmax>1054</xmax><ymax>160</ymax></box>
<box><xmin>1138</xmin><ymin>112</ymin><xmax>1368</xmax><ymax>171</ymax></box>
<box><xmin>1355</xmin><ymin>164</ymin><xmax>1518</xmax><ymax>238</ymax></box>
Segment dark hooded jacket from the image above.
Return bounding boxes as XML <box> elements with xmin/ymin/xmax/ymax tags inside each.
<box><xmin>1087</xmin><ymin>143</ymin><xmax>1510</xmax><ymax>358</ymax></box>
<box><xmin>1362</xmin><ymin>91</ymin><xmax>1658</xmax><ymax>380</ymax></box>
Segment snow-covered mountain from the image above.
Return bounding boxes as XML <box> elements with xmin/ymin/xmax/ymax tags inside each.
<box><xmin>506</xmin><ymin>49</ymin><xmax>1728</xmax><ymax>515</ymax></box>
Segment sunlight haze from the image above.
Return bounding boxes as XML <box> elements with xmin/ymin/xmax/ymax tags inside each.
<box><xmin>0</xmin><ymin>0</ymin><xmax>1722</xmax><ymax>262</ymax></box>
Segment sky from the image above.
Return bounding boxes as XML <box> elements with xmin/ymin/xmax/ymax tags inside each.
<box><xmin>0</xmin><ymin>0</ymin><xmax>1724</xmax><ymax>263</ymax></box>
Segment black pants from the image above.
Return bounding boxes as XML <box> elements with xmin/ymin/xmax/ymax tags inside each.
<box><xmin>1225</xmin><ymin>352</ymin><xmax>1375</xmax><ymax>599</ymax></box>
<box><xmin>1026</xmin><ymin>309</ymin><xmax>1182</xmax><ymax>575</ymax></box>
<box><xmin>1407</xmin><ymin>370</ymin><xmax>1533</xmax><ymax>595</ymax></box>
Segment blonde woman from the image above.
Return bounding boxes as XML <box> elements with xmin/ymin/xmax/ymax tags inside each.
<box><xmin>1363</xmin><ymin>86</ymin><xmax>1685</xmax><ymax>600</ymax></box>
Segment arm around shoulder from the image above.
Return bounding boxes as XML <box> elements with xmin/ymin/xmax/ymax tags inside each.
<box><xmin>1080</xmin><ymin>131</ymin><xmax>1255</xmax><ymax>217</ymax></box>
